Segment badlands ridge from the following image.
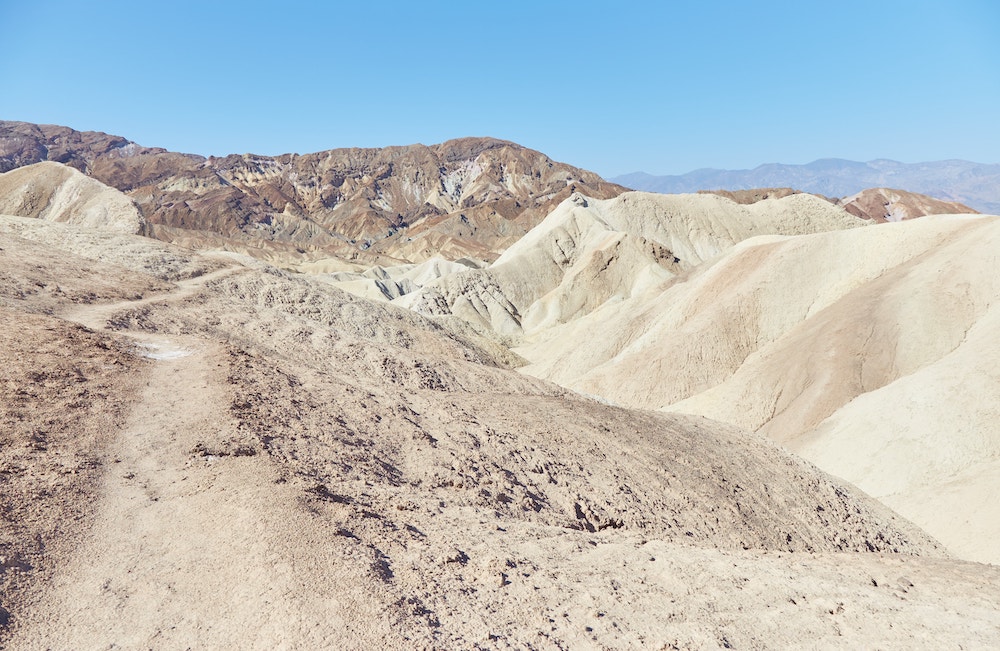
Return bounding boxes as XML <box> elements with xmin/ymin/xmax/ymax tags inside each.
<box><xmin>0</xmin><ymin>129</ymin><xmax>998</xmax><ymax>648</ymax></box>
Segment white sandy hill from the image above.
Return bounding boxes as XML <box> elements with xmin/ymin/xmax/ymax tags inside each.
<box><xmin>316</xmin><ymin>256</ymin><xmax>487</xmax><ymax>302</ymax></box>
<box><xmin>0</xmin><ymin>161</ymin><xmax>146</xmax><ymax>234</ymax></box>
<box><xmin>518</xmin><ymin>212</ymin><xmax>1000</xmax><ymax>564</ymax></box>
<box><xmin>4</xmin><ymin>215</ymin><xmax>1000</xmax><ymax>648</ymax></box>
<box><xmin>397</xmin><ymin>191</ymin><xmax>868</xmax><ymax>336</ymax></box>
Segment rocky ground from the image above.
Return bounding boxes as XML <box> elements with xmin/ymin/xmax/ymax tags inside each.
<box><xmin>1</xmin><ymin>216</ymin><xmax>999</xmax><ymax>649</ymax></box>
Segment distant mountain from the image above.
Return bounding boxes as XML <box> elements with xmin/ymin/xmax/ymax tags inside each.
<box><xmin>613</xmin><ymin>159</ymin><xmax>1000</xmax><ymax>214</ymax></box>
<box><xmin>0</xmin><ymin>121</ymin><xmax>625</xmax><ymax>266</ymax></box>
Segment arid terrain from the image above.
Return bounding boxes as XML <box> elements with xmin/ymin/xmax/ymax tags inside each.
<box><xmin>1</xmin><ymin>129</ymin><xmax>999</xmax><ymax>649</ymax></box>
<box><xmin>0</xmin><ymin>121</ymin><xmax>624</xmax><ymax>267</ymax></box>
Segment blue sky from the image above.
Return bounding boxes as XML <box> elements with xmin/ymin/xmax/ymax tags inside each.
<box><xmin>1</xmin><ymin>1</ymin><xmax>998</xmax><ymax>176</ymax></box>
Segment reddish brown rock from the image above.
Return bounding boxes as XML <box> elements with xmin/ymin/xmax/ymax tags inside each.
<box><xmin>838</xmin><ymin>187</ymin><xmax>978</xmax><ymax>222</ymax></box>
<box><xmin>0</xmin><ymin>121</ymin><xmax>625</xmax><ymax>264</ymax></box>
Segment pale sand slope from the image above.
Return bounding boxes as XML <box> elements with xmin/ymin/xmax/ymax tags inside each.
<box><xmin>317</xmin><ymin>256</ymin><xmax>486</xmax><ymax>302</ymax></box>
<box><xmin>396</xmin><ymin>191</ymin><xmax>868</xmax><ymax>337</ymax></box>
<box><xmin>2</xmin><ymin>217</ymin><xmax>998</xmax><ymax>648</ymax></box>
<box><xmin>518</xmin><ymin>213</ymin><xmax>1000</xmax><ymax>564</ymax></box>
<box><xmin>0</xmin><ymin>161</ymin><xmax>146</xmax><ymax>234</ymax></box>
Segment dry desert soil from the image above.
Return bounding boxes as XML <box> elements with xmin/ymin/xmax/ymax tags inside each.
<box><xmin>0</xmin><ymin>156</ymin><xmax>999</xmax><ymax>649</ymax></box>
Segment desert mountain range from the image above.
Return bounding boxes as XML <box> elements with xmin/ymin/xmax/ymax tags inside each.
<box><xmin>614</xmin><ymin>158</ymin><xmax>1000</xmax><ymax>214</ymax></box>
<box><xmin>0</xmin><ymin>121</ymin><xmax>623</xmax><ymax>267</ymax></box>
<box><xmin>1</xmin><ymin>123</ymin><xmax>999</xmax><ymax>648</ymax></box>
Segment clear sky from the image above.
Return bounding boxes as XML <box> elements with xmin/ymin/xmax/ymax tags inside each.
<box><xmin>1</xmin><ymin>1</ymin><xmax>998</xmax><ymax>176</ymax></box>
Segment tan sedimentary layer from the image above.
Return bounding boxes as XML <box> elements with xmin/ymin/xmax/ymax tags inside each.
<box><xmin>2</xmin><ymin>216</ymin><xmax>997</xmax><ymax>648</ymax></box>
<box><xmin>516</xmin><ymin>210</ymin><xmax>1000</xmax><ymax>564</ymax></box>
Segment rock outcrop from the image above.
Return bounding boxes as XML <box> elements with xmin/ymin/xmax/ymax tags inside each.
<box><xmin>0</xmin><ymin>121</ymin><xmax>625</xmax><ymax>265</ymax></box>
<box><xmin>837</xmin><ymin>187</ymin><xmax>978</xmax><ymax>222</ymax></box>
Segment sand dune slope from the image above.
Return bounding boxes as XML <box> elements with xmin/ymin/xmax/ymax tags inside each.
<box><xmin>3</xmin><ymin>217</ymin><xmax>998</xmax><ymax>648</ymax></box>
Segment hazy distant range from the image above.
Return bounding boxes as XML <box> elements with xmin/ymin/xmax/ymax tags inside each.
<box><xmin>612</xmin><ymin>159</ymin><xmax>1000</xmax><ymax>214</ymax></box>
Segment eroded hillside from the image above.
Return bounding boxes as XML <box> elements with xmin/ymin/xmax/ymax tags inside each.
<box><xmin>2</xmin><ymin>135</ymin><xmax>1000</xmax><ymax>648</ymax></box>
<box><xmin>0</xmin><ymin>122</ymin><xmax>625</xmax><ymax>266</ymax></box>
<box><xmin>505</xmin><ymin>200</ymin><xmax>1000</xmax><ymax>564</ymax></box>
<box><xmin>2</xmin><ymin>214</ymin><xmax>999</xmax><ymax>648</ymax></box>
<box><xmin>394</xmin><ymin>191</ymin><xmax>869</xmax><ymax>337</ymax></box>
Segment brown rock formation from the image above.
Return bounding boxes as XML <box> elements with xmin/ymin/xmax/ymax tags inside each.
<box><xmin>0</xmin><ymin>122</ymin><xmax>625</xmax><ymax>264</ymax></box>
<box><xmin>838</xmin><ymin>187</ymin><xmax>978</xmax><ymax>222</ymax></box>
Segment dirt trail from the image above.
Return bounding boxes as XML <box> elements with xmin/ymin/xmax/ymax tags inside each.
<box><xmin>9</xmin><ymin>270</ymin><xmax>396</xmax><ymax>649</ymax></box>
<box><xmin>60</xmin><ymin>266</ymin><xmax>242</xmax><ymax>332</ymax></box>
